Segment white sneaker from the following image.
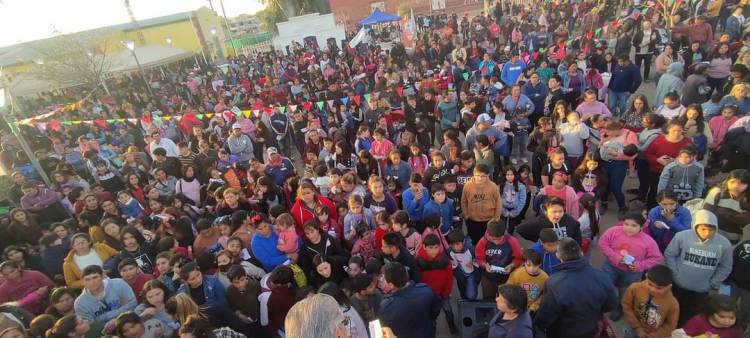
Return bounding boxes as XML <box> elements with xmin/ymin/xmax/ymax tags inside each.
<box><xmin>522</xmin><ymin>158</ymin><xmax>529</xmax><ymax>164</ymax></box>
<box><xmin>511</xmin><ymin>158</ymin><xmax>518</xmax><ymax>165</ymax></box>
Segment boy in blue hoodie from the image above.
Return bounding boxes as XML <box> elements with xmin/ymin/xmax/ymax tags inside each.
<box><xmin>423</xmin><ymin>183</ymin><xmax>455</xmax><ymax>234</ymax></box>
<box><xmin>530</xmin><ymin>228</ymin><xmax>562</xmax><ymax>275</ymax></box>
<box><xmin>74</xmin><ymin>265</ymin><xmax>137</xmax><ymax>333</ymax></box>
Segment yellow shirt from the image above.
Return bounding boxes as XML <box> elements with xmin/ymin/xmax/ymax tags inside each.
<box><xmin>507</xmin><ymin>267</ymin><xmax>549</xmax><ymax>311</ymax></box>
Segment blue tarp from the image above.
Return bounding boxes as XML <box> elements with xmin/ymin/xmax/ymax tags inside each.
<box><xmin>357</xmin><ymin>8</ymin><xmax>400</xmax><ymax>26</ymax></box>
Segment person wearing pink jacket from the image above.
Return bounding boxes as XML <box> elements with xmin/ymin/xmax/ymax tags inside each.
<box><xmin>599</xmin><ymin>212</ymin><xmax>662</xmax><ymax>320</ymax></box>
<box><xmin>708</xmin><ymin>106</ymin><xmax>739</xmax><ymax>151</ymax></box>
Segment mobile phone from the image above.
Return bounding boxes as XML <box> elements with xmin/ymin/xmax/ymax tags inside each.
<box><xmin>369</xmin><ymin>320</ymin><xmax>383</xmax><ymax>338</ymax></box>
<box><xmin>719</xmin><ymin>284</ymin><xmax>732</xmax><ymax>296</ymax></box>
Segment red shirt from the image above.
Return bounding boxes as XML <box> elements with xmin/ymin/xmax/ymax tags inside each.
<box><xmin>644</xmin><ymin>135</ymin><xmax>693</xmax><ymax>174</ymax></box>
<box><xmin>126</xmin><ymin>273</ymin><xmax>154</xmax><ymax>303</ymax></box>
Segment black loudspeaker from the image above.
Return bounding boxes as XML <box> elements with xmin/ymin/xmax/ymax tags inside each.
<box><xmin>458</xmin><ymin>300</ymin><xmax>497</xmax><ymax>338</ymax></box>
<box><xmin>303</xmin><ymin>36</ymin><xmax>319</xmax><ymax>50</ymax></box>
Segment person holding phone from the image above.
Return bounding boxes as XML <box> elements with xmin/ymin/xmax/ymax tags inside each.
<box><xmin>644</xmin><ymin>121</ymin><xmax>692</xmax><ymax>208</ymax></box>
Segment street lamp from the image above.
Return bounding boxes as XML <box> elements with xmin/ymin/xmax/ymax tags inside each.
<box><xmin>0</xmin><ymin>72</ymin><xmax>52</xmax><ymax>186</ymax></box>
<box><xmin>121</xmin><ymin>40</ymin><xmax>153</xmax><ymax>96</ymax></box>
<box><xmin>165</xmin><ymin>37</ymin><xmax>173</xmax><ymax>46</ymax></box>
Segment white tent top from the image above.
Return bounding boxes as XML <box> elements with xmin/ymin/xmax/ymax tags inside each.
<box><xmin>109</xmin><ymin>45</ymin><xmax>193</xmax><ymax>73</ymax></box>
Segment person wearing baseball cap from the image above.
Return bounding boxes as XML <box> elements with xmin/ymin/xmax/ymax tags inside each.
<box><xmin>227</xmin><ymin>123</ymin><xmax>254</xmax><ymax>163</ymax></box>
<box><xmin>465</xmin><ymin>113</ymin><xmax>509</xmax><ymax>154</ymax></box>
<box><xmin>264</xmin><ymin>147</ymin><xmax>295</xmax><ymax>186</ymax></box>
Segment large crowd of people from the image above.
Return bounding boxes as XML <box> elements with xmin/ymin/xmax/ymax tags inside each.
<box><xmin>1</xmin><ymin>0</ymin><xmax>750</xmax><ymax>337</ymax></box>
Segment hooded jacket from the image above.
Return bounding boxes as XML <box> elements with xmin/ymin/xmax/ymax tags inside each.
<box><xmin>653</xmin><ymin>62</ymin><xmax>684</xmax><ymax>108</ymax></box>
<box><xmin>74</xmin><ymin>278</ymin><xmax>137</xmax><ymax>323</ymax></box>
<box><xmin>530</xmin><ymin>241</ymin><xmax>562</xmax><ymax>275</ymax></box>
<box><xmin>298</xmin><ymin>231</ymin><xmax>349</xmax><ymax>278</ymax></box>
<box><xmin>517</xmin><ymin>214</ymin><xmax>583</xmax><ymax>245</ymax></box>
<box><xmin>682</xmin><ymin>73</ymin><xmax>711</xmax><ymax>106</ymax></box>
<box><xmin>657</xmin><ymin>160</ymin><xmax>705</xmax><ymax>201</ymax></box>
<box><xmin>645</xmin><ymin>204</ymin><xmax>692</xmax><ymax>250</ymax></box>
<box><xmin>416</xmin><ymin>247</ymin><xmax>454</xmax><ymax>299</ymax></box>
<box><xmin>423</xmin><ymin>198</ymin><xmax>454</xmax><ymax>234</ymax></box>
<box><xmin>664</xmin><ymin>210</ymin><xmax>733</xmax><ymax>292</ymax></box>
<box><xmin>534</xmin><ymin>258</ymin><xmax>617</xmax><ymax>338</ymax></box>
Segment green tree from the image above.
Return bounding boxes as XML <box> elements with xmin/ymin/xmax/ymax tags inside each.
<box><xmin>257</xmin><ymin>0</ymin><xmax>329</xmax><ymax>35</ymax></box>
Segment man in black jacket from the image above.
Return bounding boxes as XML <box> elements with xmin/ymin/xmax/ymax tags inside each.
<box><xmin>379</xmin><ymin>262</ymin><xmax>440</xmax><ymax>338</ymax></box>
<box><xmin>380</xmin><ymin>232</ymin><xmax>420</xmax><ymax>282</ymax></box>
<box><xmin>534</xmin><ymin>238</ymin><xmax>618</xmax><ymax>338</ymax></box>
<box><xmin>632</xmin><ymin>21</ymin><xmax>662</xmax><ymax>82</ymax></box>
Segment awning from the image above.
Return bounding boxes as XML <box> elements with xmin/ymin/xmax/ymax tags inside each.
<box><xmin>357</xmin><ymin>8</ymin><xmax>400</xmax><ymax>26</ymax></box>
<box><xmin>109</xmin><ymin>45</ymin><xmax>193</xmax><ymax>73</ymax></box>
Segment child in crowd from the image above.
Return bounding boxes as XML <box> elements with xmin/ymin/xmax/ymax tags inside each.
<box><xmin>408</xmin><ymin>143</ymin><xmax>429</xmax><ymax>175</ymax></box>
<box><xmin>577</xmin><ymin>193</ymin><xmax>600</xmax><ymax>253</ymax></box>
<box><xmin>529</xmin><ymin>228</ymin><xmax>561</xmax><ymax>276</ymax></box>
<box><xmin>598</xmin><ymin>212</ymin><xmax>663</xmax><ymax>320</ymax></box>
<box><xmin>708</xmin><ymin>105</ymin><xmax>739</xmax><ymax>152</ymax></box>
<box><xmin>621</xmin><ymin>264</ymin><xmax>679</xmax><ymax>338</ymax></box>
<box><xmin>390</xmin><ymin>210</ymin><xmax>422</xmax><ymax>256</ymax></box>
<box><xmin>510</xmin><ymin>109</ymin><xmax>531</xmax><ymax>164</ymax></box>
<box><xmin>375</xmin><ymin>210</ymin><xmax>395</xmax><ymax>252</ymax></box>
<box><xmin>117</xmin><ymin>190</ymin><xmax>145</xmax><ymax>219</ymax></box>
<box><xmin>538</xmin><ymin>172</ymin><xmax>580</xmax><ymax>217</ymax></box>
<box><xmin>421</xmin><ymin>213</ymin><xmax>450</xmax><ymax>251</ymax></box>
<box><xmin>349</xmin><ymin>273</ymin><xmax>382</xmax><ymax>323</ymax></box>
<box><xmin>95</xmin><ymin>160</ymin><xmax>125</xmax><ymax>192</ymax></box>
<box><xmin>313</xmin><ymin>165</ymin><xmax>331</xmax><ymax>197</ymax></box>
<box><xmin>446</xmin><ymin>230</ymin><xmax>480</xmax><ymax>300</ymax></box>
<box><xmin>441</xmin><ymin>175</ymin><xmax>464</xmax><ymax>229</ymax></box>
<box><xmin>657</xmin><ymin>145</ymin><xmax>705</xmax><ymax>203</ymax></box>
<box><xmin>274</xmin><ymin>213</ymin><xmax>299</xmax><ymax>255</ymax></box>
<box><xmin>645</xmin><ymin>191</ymin><xmax>692</xmax><ymax>252</ymax></box>
<box><xmin>507</xmin><ymin>249</ymin><xmax>548</xmax><ymax>314</ymax></box>
<box><xmin>417</xmin><ymin>234</ymin><xmax>458</xmax><ymax>334</ymax></box>
<box><xmin>679</xmin><ymin>295</ymin><xmax>745</xmax><ymax>338</ymax></box>
<box><xmin>475</xmin><ymin>219</ymin><xmax>523</xmax><ymax>300</ymax></box>
<box><xmin>500</xmin><ymin>167</ymin><xmax>528</xmax><ymax>234</ymax></box>
<box><xmin>343</xmin><ymin>194</ymin><xmax>375</xmax><ymax>244</ymax></box>
<box><xmin>423</xmin><ymin>183</ymin><xmax>455</xmax><ymax>235</ymax></box>
<box><xmin>316</xmin><ymin>205</ymin><xmax>342</xmax><ymax>241</ymax></box>
<box><xmin>352</xmin><ymin>222</ymin><xmax>377</xmax><ymax>261</ymax></box>
<box><xmin>540</xmin><ymin>148</ymin><xmax>570</xmax><ymax>187</ymax></box>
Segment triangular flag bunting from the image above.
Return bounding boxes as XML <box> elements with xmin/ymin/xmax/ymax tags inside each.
<box><xmin>206</xmin><ymin>113</ymin><xmax>213</xmax><ymax>118</ymax></box>
<box><xmin>289</xmin><ymin>105</ymin><xmax>298</xmax><ymax>112</ymax></box>
<box><xmin>462</xmin><ymin>72</ymin><xmax>469</xmax><ymax>80</ymax></box>
<box><xmin>49</xmin><ymin>120</ymin><xmax>61</xmax><ymax>131</ymax></box>
<box><xmin>395</xmin><ymin>87</ymin><xmax>404</xmax><ymax>97</ymax></box>
<box><xmin>594</xmin><ymin>28</ymin><xmax>602</xmax><ymax>36</ymax></box>
<box><xmin>279</xmin><ymin>106</ymin><xmax>286</xmax><ymax>114</ymax></box>
<box><xmin>243</xmin><ymin>111</ymin><xmax>251</xmax><ymax>118</ymax></box>
<box><xmin>327</xmin><ymin>100</ymin><xmax>335</xmax><ymax>109</ymax></box>
<box><xmin>303</xmin><ymin>101</ymin><xmax>312</xmax><ymax>112</ymax></box>
<box><xmin>61</xmin><ymin>121</ymin><xmax>72</xmax><ymax>126</ymax></box>
<box><xmin>353</xmin><ymin>96</ymin><xmax>361</xmax><ymax>105</ymax></box>
<box><xmin>252</xmin><ymin>109</ymin><xmax>260</xmax><ymax>117</ymax></box>
<box><xmin>163</xmin><ymin>116</ymin><xmax>172</xmax><ymax>121</ymax></box>
<box><xmin>316</xmin><ymin>101</ymin><xmax>324</xmax><ymax>110</ymax></box>
<box><xmin>222</xmin><ymin>111</ymin><xmax>234</xmax><ymax>121</ymax></box>
<box><xmin>174</xmin><ymin>116</ymin><xmax>182</xmax><ymax>121</ymax></box>
<box><xmin>197</xmin><ymin>114</ymin><xmax>204</xmax><ymax>120</ymax></box>
<box><xmin>341</xmin><ymin>97</ymin><xmax>349</xmax><ymax>106</ymax></box>
<box><xmin>153</xmin><ymin>115</ymin><xmax>163</xmax><ymax>123</ymax></box>
<box><xmin>263</xmin><ymin>107</ymin><xmax>273</xmax><ymax>115</ymax></box>
<box><xmin>116</xmin><ymin>118</ymin><xmax>125</xmax><ymax>122</ymax></box>
<box><xmin>106</xmin><ymin>119</ymin><xmax>116</xmax><ymax>123</ymax></box>
<box><xmin>38</xmin><ymin>122</ymin><xmax>47</xmax><ymax>131</ymax></box>
<box><xmin>94</xmin><ymin>119</ymin><xmax>106</xmax><ymax>129</ymax></box>
<box><xmin>82</xmin><ymin>120</ymin><xmax>93</xmax><ymax>125</ymax></box>
<box><xmin>128</xmin><ymin>118</ymin><xmax>138</xmax><ymax>124</ymax></box>
<box><xmin>364</xmin><ymin>94</ymin><xmax>371</xmax><ymax>102</ymax></box>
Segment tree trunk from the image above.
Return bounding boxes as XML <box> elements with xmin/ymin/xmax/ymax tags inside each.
<box><xmin>124</xmin><ymin>0</ymin><xmax>146</xmax><ymax>45</ymax></box>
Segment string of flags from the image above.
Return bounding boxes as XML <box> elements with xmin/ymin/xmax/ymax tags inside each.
<box><xmin>20</xmin><ymin>92</ymin><xmax>390</xmax><ymax>132</ymax></box>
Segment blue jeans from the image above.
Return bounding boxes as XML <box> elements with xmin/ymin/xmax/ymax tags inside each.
<box><xmin>608</xmin><ymin>90</ymin><xmax>630</xmax><ymax>116</ymax></box>
<box><xmin>453</xmin><ymin>267</ymin><xmax>481</xmax><ymax>300</ymax></box>
<box><xmin>603</xmin><ymin>160</ymin><xmax>628</xmax><ymax>208</ymax></box>
<box><xmin>602</xmin><ymin>261</ymin><xmax>644</xmax><ymax>310</ymax></box>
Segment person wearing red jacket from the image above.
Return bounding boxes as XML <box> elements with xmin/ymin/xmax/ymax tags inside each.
<box><xmin>417</xmin><ymin>234</ymin><xmax>458</xmax><ymax>334</ymax></box>
<box><xmin>290</xmin><ymin>181</ymin><xmax>338</xmax><ymax>235</ymax></box>
<box><xmin>476</xmin><ymin>219</ymin><xmax>524</xmax><ymax>301</ymax></box>
<box><xmin>644</xmin><ymin>121</ymin><xmax>693</xmax><ymax>207</ymax></box>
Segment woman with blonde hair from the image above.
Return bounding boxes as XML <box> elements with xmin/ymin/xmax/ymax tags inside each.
<box><xmin>719</xmin><ymin>83</ymin><xmax>750</xmax><ymax>115</ymax></box>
